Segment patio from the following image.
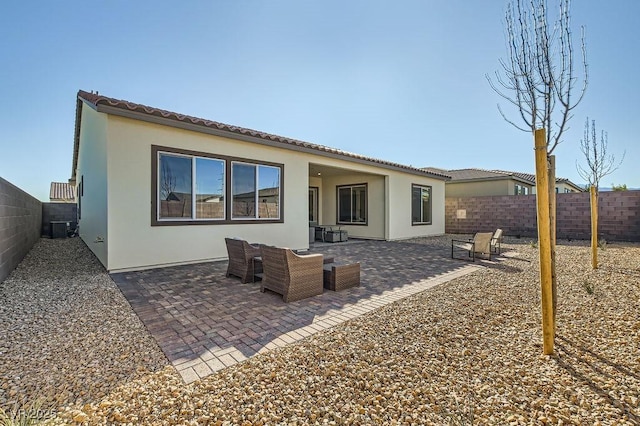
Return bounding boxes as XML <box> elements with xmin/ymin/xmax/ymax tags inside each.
<box><xmin>111</xmin><ymin>239</ymin><xmax>481</xmax><ymax>383</ymax></box>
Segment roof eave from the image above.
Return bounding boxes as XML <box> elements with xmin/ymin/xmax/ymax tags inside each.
<box><xmin>449</xmin><ymin>175</ymin><xmax>532</xmax><ymax>185</ymax></box>
<box><xmin>79</xmin><ymin>100</ymin><xmax>449</xmax><ymax>180</ymax></box>
<box><xmin>71</xmin><ymin>95</ymin><xmax>101</xmax><ymax>181</ymax></box>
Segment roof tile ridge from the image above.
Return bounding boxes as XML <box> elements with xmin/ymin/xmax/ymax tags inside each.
<box><xmin>74</xmin><ymin>89</ymin><xmax>450</xmax><ymax>179</ymax></box>
<box><xmin>488</xmin><ymin>169</ymin><xmax>513</xmax><ymax>176</ymax></box>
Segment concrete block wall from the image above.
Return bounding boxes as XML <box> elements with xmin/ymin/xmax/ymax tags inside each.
<box><xmin>0</xmin><ymin>177</ymin><xmax>42</xmax><ymax>283</ymax></box>
<box><xmin>446</xmin><ymin>190</ymin><xmax>640</xmax><ymax>242</ymax></box>
<box><xmin>42</xmin><ymin>203</ymin><xmax>77</xmax><ymax>237</ymax></box>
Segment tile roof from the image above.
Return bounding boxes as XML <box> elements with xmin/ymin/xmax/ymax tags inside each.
<box><xmin>421</xmin><ymin>167</ymin><xmax>451</xmax><ymax>177</ymax></box>
<box><xmin>444</xmin><ymin>169</ymin><xmax>508</xmax><ymax>181</ymax></box>
<box><xmin>71</xmin><ymin>90</ymin><xmax>450</xmax><ymax>181</ymax></box>
<box><xmin>491</xmin><ymin>169</ymin><xmax>537</xmax><ymax>183</ymax></box>
<box><xmin>50</xmin><ymin>182</ymin><xmax>75</xmax><ymax>201</ymax></box>
<box><xmin>426</xmin><ymin>167</ymin><xmax>584</xmax><ymax>190</ymax></box>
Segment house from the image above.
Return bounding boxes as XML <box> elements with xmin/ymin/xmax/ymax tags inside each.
<box><xmin>71</xmin><ymin>90</ymin><xmax>450</xmax><ymax>272</ymax></box>
<box><xmin>423</xmin><ymin>168</ymin><xmax>584</xmax><ymax>198</ymax></box>
<box><xmin>554</xmin><ymin>178</ymin><xmax>585</xmax><ymax>194</ymax></box>
<box><xmin>49</xmin><ymin>182</ymin><xmax>76</xmax><ymax>203</ymax></box>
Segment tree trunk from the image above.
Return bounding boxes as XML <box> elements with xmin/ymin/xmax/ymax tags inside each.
<box><xmin>548</xmin><ymin>156</ymin><xmax>557</xmax><ymax>330</ymax></box>
<box><xmin>534</xmin><ymin>129</ymin><xmax>555</xmax><ymax>355</ymax></box>
<box><xmin>590</xmin><ymin>186</ymin><xmax>598</xmax><ymax>269</ymax></box>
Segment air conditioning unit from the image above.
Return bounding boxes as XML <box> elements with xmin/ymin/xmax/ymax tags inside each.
<box><xmin>50</xmin><ymin>221</ymin><xmax>68</xmax><ymax>239</ymax></box>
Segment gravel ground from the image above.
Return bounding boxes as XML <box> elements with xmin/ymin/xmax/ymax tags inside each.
<box><xmin>2</xmin><ymin>236</ymin><xmax>639</xmax><ymax>424</ymax></box>
<box><xmin>0</xmin><ymin>238</ymin><xmax>167</xmax><ymax>416</ymax></box>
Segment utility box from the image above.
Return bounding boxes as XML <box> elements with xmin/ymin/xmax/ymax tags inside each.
<box><xmin>325</xmin><ymin>230</ymin><xmax>348</xmax><ymax>243</ymax></box>
<box><xmin>50</xmin><ymin>221</ymin><xmax>68</xmax><ymax>239</ymax></box>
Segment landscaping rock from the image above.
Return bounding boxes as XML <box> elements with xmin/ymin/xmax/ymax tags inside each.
<box><xmin>0</xmin><ymin>238</ymin><xmax>167</xmax><ymax>415</ymax></box>
<box><xmin>1</xmin><ymin>236</ymin><xmax>638</xmax><ymax>424</ymax></box>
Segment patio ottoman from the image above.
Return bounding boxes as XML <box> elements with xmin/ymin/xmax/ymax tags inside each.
<box><xmin>323</xmin><ymin>262</ymin><xmax>360</xmax><ymax>291</ymax></box>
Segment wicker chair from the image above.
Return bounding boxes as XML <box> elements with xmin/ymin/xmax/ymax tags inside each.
<box><xmin>260</xmin><ymin>245</ymin><xmax>324</xmax><ymax>302</ymax></box>
<box><xmin>224</xmin><ymin>238</ymin><xmax>262</xmax><ymax>283</ymax></box>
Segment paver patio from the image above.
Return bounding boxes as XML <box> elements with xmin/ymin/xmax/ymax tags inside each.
<box><xmin>111</xmin><ymin>240</ymin><xmax>481</xmax><ymax>383</ymax></box>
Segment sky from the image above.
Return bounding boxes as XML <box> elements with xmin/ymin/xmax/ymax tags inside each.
<box><xmin>1</xmin><ymin>1</ymin><xmax>637</xmax><ymax>201</ymax></box>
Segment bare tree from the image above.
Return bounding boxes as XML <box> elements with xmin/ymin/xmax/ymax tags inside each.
<box><xmin>576</xmin><ymin>118</ymin><xmax>625</xmax><ymax>269</ymax></box>
<box><xmin>577</xmin><ymin>118</ymin><xmax>625</xmax><ymax>191</ymax></box>
<box><xmin>487</xmin><ymin>0</ymin><xmax>588</xmax><ymax>355</ymax></box>
<box><xmin>488</xmin><ymin>0</ymin><xmax>588</xmax><ymax>152</ymax></box>
<box><xmin>160</xmin><ymin>160</ymin><xmax>177</xmax><ymax>201</ymax></box>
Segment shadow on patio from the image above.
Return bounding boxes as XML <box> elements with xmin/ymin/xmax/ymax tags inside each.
<box><xmin>111</xmin><ymin>240</ymin><xmax>480</xmax><ymax>382</ymax></box>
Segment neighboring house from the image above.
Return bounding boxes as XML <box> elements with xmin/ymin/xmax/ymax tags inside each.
<box><xmin>423</xmin><ymin>168</ymin><xmax>584</xmax><ymax>198</ymax></box>
<box><xmin>49</xmin><ymin>182</ymin><xmax>76</xmax><ymax>203</ymax></box>
<box><xmin>555</xmin><ymin>178</ymin><xmax>586</xmax><ymax>193</ymax></box>
<box><xmin>71</xmin><ymin>90</ymin><xmax>450</xmax><ymax>272</ymax></box>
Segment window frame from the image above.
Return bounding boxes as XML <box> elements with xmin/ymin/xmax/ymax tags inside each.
<box><xmin>336</xmin><ymin>183</ymin><xmax>368</xmax><ymax>226</ymax></box>
<box><xmin>77</xmin><ymin>176</ymin><xmax>83</xmax><ymax>221</ymax></box>
<box><xmin>515</xmin><ymin>184</ymin><xmax>529</xmax><ymax>195</ymax></box>
<box><xmin>151</xmin><ymin>145</ymin><xmax>284</xmax><ymax>226</ymax></box>
<box><xmin>230</xmin><ymin>161</ymin><xmax>282</xmax><ymax>221</ymax></box>
<box><xmin>411</xmin><ymin>184</ymin><xmax>432</xmax><ymax>226</ymax></box>
<box><xmin>309</xmin><ymin>186</ymin><xmax>319</xmax><ymax>224</ymax></box>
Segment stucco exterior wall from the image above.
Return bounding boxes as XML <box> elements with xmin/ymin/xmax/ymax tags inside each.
<box><xmin>320</xmin><ymin>173</ymin><xmax>386</xmax><ymax>240</ymax></box>
<box><xmin>105</xmin><ymin>115</ymin><xmax>311</xmax><ymax>271</ymax></box>
<box><xmin>312</xmin><ymin>165</ymin><xmax>445</xmax><ymax>241</ymax></box>
<box><xmin>387</xmin><ymin>173</ymin><xmax>446</xmax><ymax>240</ymax></box>
<box><xmin>76</xmin><ymin>105</ymin><xmax>109</xmax><ymax>267</ymax></box>
<box><xmin>79</xmin><ymin>108</ymin><xmax>448</xmax><ymax>271</ymax></box>
<box><xmin>446</xmin><ymin>179</ymin><xmax>514</xmax><ymax>197</ymax></box>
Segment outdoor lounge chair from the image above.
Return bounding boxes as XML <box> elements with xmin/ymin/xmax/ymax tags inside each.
<box><xmin>225</xmin><ymin>238</ymin><xmax>262</xmax><ymax>283</ymax></box>
<box><xmin>491</xmin><ymin>228</ymin><xmax>503</xmax><ymax>254</ymax></box>
<box><xmin>260</xmin><ymin>245</ymin><xmax>324</xmax><ymax>302</ymax></box>
<box><xmin>451</xmin><ymin>232</ymin><xmax>494</xmax><ymax>261</ymax></box>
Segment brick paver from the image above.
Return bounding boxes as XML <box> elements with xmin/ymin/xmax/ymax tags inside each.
<box><xmin>111</xmin><ymin>240</ymin><xmax>480</xmax><ymax>383</ymax></box>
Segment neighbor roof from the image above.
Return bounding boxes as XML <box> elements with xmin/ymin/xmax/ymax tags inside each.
<box><xmin>435</xmin><ymin>168</ymin><xmax>534</xmax><ymax>184</ymax></box>
<box><xmin>71</xmin><ymin>90</ymin><xmax>450</xmax><ymax>181</ymax></box>
<box><xmin>424</xmin><ymin>168</ymin><xmax>583</xmax><ymax>190</ymax></box>
<box><xmin>50</xmin><ymin>182</ymin><xmax>75</xmax><ymax>201</ymax></box>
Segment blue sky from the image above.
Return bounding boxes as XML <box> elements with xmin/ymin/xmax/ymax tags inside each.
<box><xmin>1</xmin><ymin>1</ymin><xmax>637</xmax><ymax>201</ymax></box>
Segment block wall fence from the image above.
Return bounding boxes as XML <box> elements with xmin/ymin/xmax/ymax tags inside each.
<box><xmin>0</xmin><ymin>177</ymin><xmax>42</xmax><ymax>283</ymax></box>
<box><xmin>42</xmin><ymin>203</ymin><xmax>77</xmax><ymax>237</ymax></box>
<box><xmin>445</xmin><ymin>190</ymin><xmax>640</xmax><ymax>242</ymax></box>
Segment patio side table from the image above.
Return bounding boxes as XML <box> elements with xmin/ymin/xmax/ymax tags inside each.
<box><xmin>323</xmin><ymin>262</ymin><xmax>360</xmax><ymax>291</ymax></box>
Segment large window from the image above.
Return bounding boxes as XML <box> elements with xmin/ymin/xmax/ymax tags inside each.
<box><xmin>231</xmin><ymin>162</ymin><xmax>281</xmax><ymax>220</ymax></box>
<box><xmin>152</xmin><ymin>146</ymin><xmax>284</xmax><ymax>225</ymax></box>
<box><xmin>337</xmin><ymin>184</ymin><xmax>367</xmax><ymax>224</ymax></box>
<box><xmin>158</xmin><ymin>152</ymin><xmax>225</xmax><ymax>220</ymax></box>
<box><xmin>412</xmin><ymin>184</ymin><xmax>432</xmax><ymax>225</ymax></box>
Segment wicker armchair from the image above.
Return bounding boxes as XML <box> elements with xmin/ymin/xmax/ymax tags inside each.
<box><xmin>225</xmin><ymin>238</ymin><xmax>262</xmax><ymax>283</ymax></box>
<box><xmin>260</xmin><ymin>245</ymin><xmax>324</xmax><ymax>302</ymax></box>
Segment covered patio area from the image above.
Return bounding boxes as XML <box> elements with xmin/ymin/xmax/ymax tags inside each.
<box><xmin>111</xmin><ymin>239</ymin><xmax>480</xmax><ymax>383</ymax></box>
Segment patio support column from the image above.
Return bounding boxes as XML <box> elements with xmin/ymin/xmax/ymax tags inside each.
<box><xmin>384</xmin><ymin>175</ymin><xmax>390</xmax><ymax>240</ymax></box>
